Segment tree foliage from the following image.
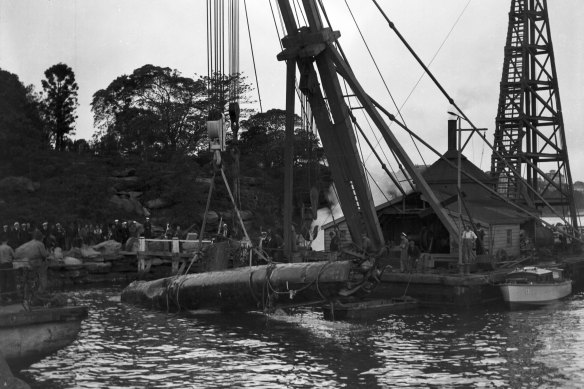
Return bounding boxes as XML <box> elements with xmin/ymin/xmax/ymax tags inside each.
<box><xmin>0</xmin><ymin>68</ymin><xmax>46</xmax><ymax>167</ymax></box>
<box><xmin>91</xmin><ymin>66</ymin><xmax>254</xmax><ymax>161</ymax></box>
<box><xmin>238</xmin><ymin>109</ymin><xmax>324</xmax><ymax>173</ymax></box>
<box><xmin>41</xmin><ymin>63</ymin><xmax>79</xmax><ymax>151</ymax></box>
<box><xmin>92</xmin><ymin>65</ymin><xmax>202</xmax><ymax>160</ymax></box>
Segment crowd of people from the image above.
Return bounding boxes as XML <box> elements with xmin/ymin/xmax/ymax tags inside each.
<box><xmin>0</xmin><ymin>217</ymin><xmax>196</xmax><ymax>252</ymax></box>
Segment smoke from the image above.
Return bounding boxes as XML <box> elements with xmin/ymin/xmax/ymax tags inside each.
<box><xmin>309</xmin><ymin>169</ymin><xmax>415</xmax><ymax>250</ymax></box>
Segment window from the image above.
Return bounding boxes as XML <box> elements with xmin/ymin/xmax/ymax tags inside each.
<box><xmin>506</xmin><ymin>229</ymin><xmax>512</xmax><ymax>246</ymax></box>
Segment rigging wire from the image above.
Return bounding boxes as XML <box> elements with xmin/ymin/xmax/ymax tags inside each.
<box><xmin>293</xmin><ymin>0</ymin><xmax>308</xmax><ymax>26</ymax></box>
<box><xmin>243</xmin><ymin>0</ymin><xmax>263</xmax><ymax>112</ymax></box>
<box><xmin>319</xmin><ymin>0</ymin><xmax>415</xmax><ymax>191</ymax></box>
<box><xmin>395</xmin><ymin>0</ymin><xmax>473</xmax><ymax>121</ymax></box>
<box><xmin>343</xmin><ymin>0</ymin><xmax>426</xmax><ymax>167</ymax></box>
<box><xmin>268</xmin><ymin>0</ymin><xmax>283</xmax><ymax>49</ymax></box>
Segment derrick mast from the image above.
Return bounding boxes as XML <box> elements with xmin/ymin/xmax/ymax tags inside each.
<box><xmin>491</xmin><ymin>0</ymin><xmax>578</xmax><ymax>229</ymax></box>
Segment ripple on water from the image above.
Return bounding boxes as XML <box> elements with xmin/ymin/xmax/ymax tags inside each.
<box><xmin>17</xmin><ymin>288</ymin><xmax>584</xmax><ymax>388</ymax></box>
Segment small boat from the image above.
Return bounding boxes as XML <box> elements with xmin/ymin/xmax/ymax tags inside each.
<box><xmin>499</xmin><ymin>266</ymin><xmax>572</xmax><ymax>306</ymax></box>
<box><xmin>0</xmin><ymin>304</ymin><xmax>88</xmax><ymax>372</ymax></box>
<box><xmin>322</xmin><ymin>296</ymin><xmax>418</xmax><ymax>321</ymax></box>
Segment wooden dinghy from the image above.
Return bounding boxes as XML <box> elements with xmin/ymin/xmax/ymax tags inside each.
<box><xmin>0</xmin><ymin>305</ymin><xmax>88</xmax><ymax>372</ymax></box>
<box><xmin>322</xmin><ymin>296</ymin><xmax>419</xmax><ymax>321</ymax></box>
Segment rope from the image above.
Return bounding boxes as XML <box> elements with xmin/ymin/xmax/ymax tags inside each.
<box><xmin>243</xmin><ymin>0</ymin><xmax>263</xmax><ymax>112</ymax></box>
<box><xmin>343</xmin><ymin>0</ymin><xmax>427</xmax><ymax>166</ymax></box>
<box><xmin>394</xmin><ymin>0</ymin><xmax>472</xmax><ymax>119</ymax></box>
<box><xmin>268</xmin><ymin>0</ymin><xmax>283</xmax><ymax>50</ymax></box>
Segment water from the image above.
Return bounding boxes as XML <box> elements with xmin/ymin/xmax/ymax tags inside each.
<box><xmin>19</xmin><ymin>287</ymin><xmax>584</xmax><ymax>388</ymax></box>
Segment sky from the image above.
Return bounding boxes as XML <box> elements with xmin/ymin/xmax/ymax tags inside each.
<box><xmin>1</xmin><ymin>0</ymin><xmax>583</xmax><ymax>183</ymax></box>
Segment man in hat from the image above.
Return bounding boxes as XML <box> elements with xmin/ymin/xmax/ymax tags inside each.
<box><xmin>143</xmin><ymin>217</ymin><xmax>152</xmax><ymax>239</ymax></box>
<box><xmin>0</xmin><ymin>236</ymin><xmax>15</xmax><ymax>301</ymax></box>
<box><xmin>0</xmin><ymin>225</ymin><xmax>9</xmax><ymax>243</ymax></box>
<box><xmin>8</xmin><ymin>222</ymin><xmax>19</xmax><ymax>248</ymax></box>
<box><xmin>399</xmin><ymin>232</ymin><xmax>409</xmax><ymax>272</ymax></box>
<box><xmin>15</xmin><ymin>230</ymin><xmax>49</xmax><ymax>292</ymax></box>
<box><xmin>461</xmin><ymin>224</ymin><xmax>477</xmax><ymax>267</ymax></box>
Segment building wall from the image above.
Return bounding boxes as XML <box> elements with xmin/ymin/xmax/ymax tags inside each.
<box><xmin>324</xmin><ymin>218</ymin><xmax>521</xmax><ymax>259</ymax></box>
<box><xmin>323</xmin><ymin>222</ymin><xmax>351</xmax><ymax>251</ymax></box>
<box><xmin>488</xmin><ymin>224</ymin><xmax>520</xmax><ymax>257</ymax></box>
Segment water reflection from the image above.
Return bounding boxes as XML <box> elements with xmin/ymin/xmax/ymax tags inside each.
<box><xmin>19</xmin><ymin>288</ymin><xmax>584</xmax><ymax>388</ymax></box>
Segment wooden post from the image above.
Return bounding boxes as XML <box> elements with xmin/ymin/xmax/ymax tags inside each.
<box><xmin>172</xmin><ymin>237</ymin><xmax>180</xmax><ymax>253</ymax></box>
<box><xmin>137</xmin><ymin>252</ymin><xmax>145</xmax><ymax>274</ymax></box>
<box><xmin>283</xmin><ymin>59</ymin><xmax>296</xmax><ymax>261</ymax></box>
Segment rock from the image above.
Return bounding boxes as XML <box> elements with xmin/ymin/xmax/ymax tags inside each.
<box><xmin>111</xmin><ymin>168</ymin><xmax>136</xmax><ymax>177</ymax></box>
<box><xmin>54</xmin><ymin>247</ymin><xmax>64</xmax><ymax>260</ymax></box>
<box><xmin>0</xmin><ymin>176</ymin><xmax>38</xmax><ymax>192</ymax></box>
<box><xmin>93</xmin><ymin>240</ymin><xmax>122</xmax><ymax>256</ymax></box>
<box><xmin>63</xmin><ymin>256</ymin><xmax>83</xmax><ymax>266</ymax></box>
<box><xmin>109</xmin><ymin>195</ymin><xmax>144</xmax><ymax>215</ymax></box>
<box><xmin>109</xmin><ymin>176</ymin><xmax>141</xmax><ymax>191</ymax></box>
<box><xmin>80</xmin><ymin>245</ymin><xmax>101</xmax><ymax>258</ymax></box>
<box><xmin>145</xmin><ymin>198</ymin><xmax>173</xmax><ymax>209</ymax></box>
<box><xmin>0</xmin><ymin>351</ymin><xmax>31</xmax><ymax>389</ymax></box>
<box><xmin>195</xmin><ymin>177</ymin><xmax>213</xmax><ymax>185</ymax></box>
<box><xmin>199</xmin><ymin>210</ymin><xmax>220</xmax><ymax>225</ymax></box>
<box><xmin>125</xmin><ymin>237</ymin><xmax>140</xmax><ymax>252</ymax></box>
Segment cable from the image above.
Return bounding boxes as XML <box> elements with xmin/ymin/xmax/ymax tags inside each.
<box><xmin>243</xmin><ymin>0</ymin><xmax>263</xmax><ymax>112</ymax></box>
<box><xmin>344</xmin><ymin>0</ymin><xmax>426</xmax><ymax>166</ymax></box>
<box><xmin>397</xmin><ymin>0</ymin><xmax>473</xmax><ymax>118</ymax></box>
<box><xmin>268</xmin><ymin>0</ymin><xmax>283</xmax><ymax>49</ymax></box>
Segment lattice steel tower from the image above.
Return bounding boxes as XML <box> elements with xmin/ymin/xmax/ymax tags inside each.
<box><xmin>491</xmin><ymin>0</ymin><xmax>577</xmax><ymax>228</ymax></box>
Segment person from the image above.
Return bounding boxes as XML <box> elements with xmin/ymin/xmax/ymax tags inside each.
<box><xmin>399</xmin><ymin>232</ymin><xmax>409</xmax><ymax>272</ymax></box>
<box><xmin>8</xmin><ymin>222</ymin><xmax>22</xmax><ymax>249</ymax></box>
<box><xmin>407</xmin><ymin>240</ymin><xmax>421</xmax><ymax>272</ymax></box>
<box><xmin>144</xmin><ymin>217</ymin><xmax>152</xmax><ymax>239</ymax></box>
<box><xmin>0</xmin><ymin>237</ymin><xmax>15</xmax><ymax>301</ymax></box>
<box><xmin>15</xmin><ymin>230</ymin><xmax>49</xmax><ymax>293</ymax></box>
<box><xmin>174</xmin><ymin>225</ymin><xmax>185</xmax><ymax>240</ymax></box>
<box><xmin>461</xmin><ymin>225</ymin><xmax>477</xmax><ymax>266</ymax></box>
<box><xmin>0</xmin><ymin>225</ymin><xmax>9</xmax><ymax>243</ymax></box>
<box><xmin>289</xmin><ymin>224</ymin><xmax>297</xmax><ymax>253</ymax></box>
<box><xmin>329</xmin><ymin>230</ymin><xmax>340</xmax><ymax>252</ymax></box>
<box><xmin>475</xmin><ymin>223</ymin><xmax>485</xmax><ymax>255</ymax></box>
<box><xmin>361</xmin><ymin>232</ymin><xmax>373</xmax><ymax>254</ymax></box>
<box><xmin>55</xmin><ymin>223</ymin><xmax>67</xmax><ymax>249</ymax></box>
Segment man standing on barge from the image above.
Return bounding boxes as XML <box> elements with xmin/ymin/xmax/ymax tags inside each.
<box><xmin>461</xmin><ymin>225</ymin><xmax>477</xmax><ymax>268</ymax></box>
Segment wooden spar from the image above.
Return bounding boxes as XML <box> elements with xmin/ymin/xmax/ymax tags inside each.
<box><xmin>283</xmin><ymin>59</ymin><xmax>296</xmax><ymax>259</ymax></box>
<box><xmin>121</xmin><ymin>261</ymin><xmax>353</xmax><ymax>312</ymax></box>
<box><xmin>276</xmin><ymin>0</ymin><xmax>384</xmax><ymax>250</ymax></box>
<box><xmin>326</xmin><ymin>36</ymin><xmax>461</xmax><ymax>244</ymax></box>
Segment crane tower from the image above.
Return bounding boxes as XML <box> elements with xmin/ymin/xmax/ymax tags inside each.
<box><xmin>490</xmin><ymin>0</ymin><xmax>578</xmax><ymax>229</ymax></box>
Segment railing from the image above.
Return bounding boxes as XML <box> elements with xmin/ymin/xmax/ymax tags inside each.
<box><xmin>136</xmin><ymin>237</ymin><xmax>213</xmax><ymax>275</ymax></box>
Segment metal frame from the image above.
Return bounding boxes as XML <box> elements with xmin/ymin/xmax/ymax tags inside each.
<box><xmin>491</xmin><ymin>0</ymin><xmax>577</xmax><ymax>229</ymax></box>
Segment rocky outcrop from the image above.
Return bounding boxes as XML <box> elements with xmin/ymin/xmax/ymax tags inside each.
<box><xmin>145</xmin><ymin>197</ymin><xmax>174</xmax><ymax>210</ymax></box>
<box><xmin>0</xmin><ymin>176</ymin><xmax>39</xmax><ymax>192</ymax></box>
<box><xmin>109</xmin><ymin>194</ymin><xmax>145</xmax><ymax>215</ymax></box>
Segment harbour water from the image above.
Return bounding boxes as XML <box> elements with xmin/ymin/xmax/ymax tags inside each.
<box><xmin>18</xmin><ymin>287</ymin><xmax>584</xmax><ymax>388</ymax></box>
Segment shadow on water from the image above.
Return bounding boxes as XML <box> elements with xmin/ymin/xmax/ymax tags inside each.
<box><xmin>17</xmin><ymin>287</ymin><xmax>584</xmax><ymax>388</ymax></box>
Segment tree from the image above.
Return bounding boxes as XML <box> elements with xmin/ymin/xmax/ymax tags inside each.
<box><xmin>41</xmin><ymin>63</ymin><xmax>79</xmax><ymax>151</ymax></box>
<box><xmin>239</xmin><ymin>109</ymin><xmax>323</xmax><ymax>172</ymax></box>
<box><xmin>0</xmin><ymin>68</ymin><xmax>46</xmax><ymax>165</ymax></box>
<box><xmin>92</xmin><ymin>65</ymin><xmax>208</xmax><ymax>160</ymax></box>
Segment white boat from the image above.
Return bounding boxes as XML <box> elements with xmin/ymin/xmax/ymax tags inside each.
<box><xmin>499</xmin><ymin>267</ymin><xmax>572</xmax><ymax>305</ymax></box>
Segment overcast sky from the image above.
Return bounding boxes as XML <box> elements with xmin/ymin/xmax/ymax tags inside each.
<box><xmin>1</xmin><ymin>0</ymin><xmax>583</xmax><ymax>181</ymax></box>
